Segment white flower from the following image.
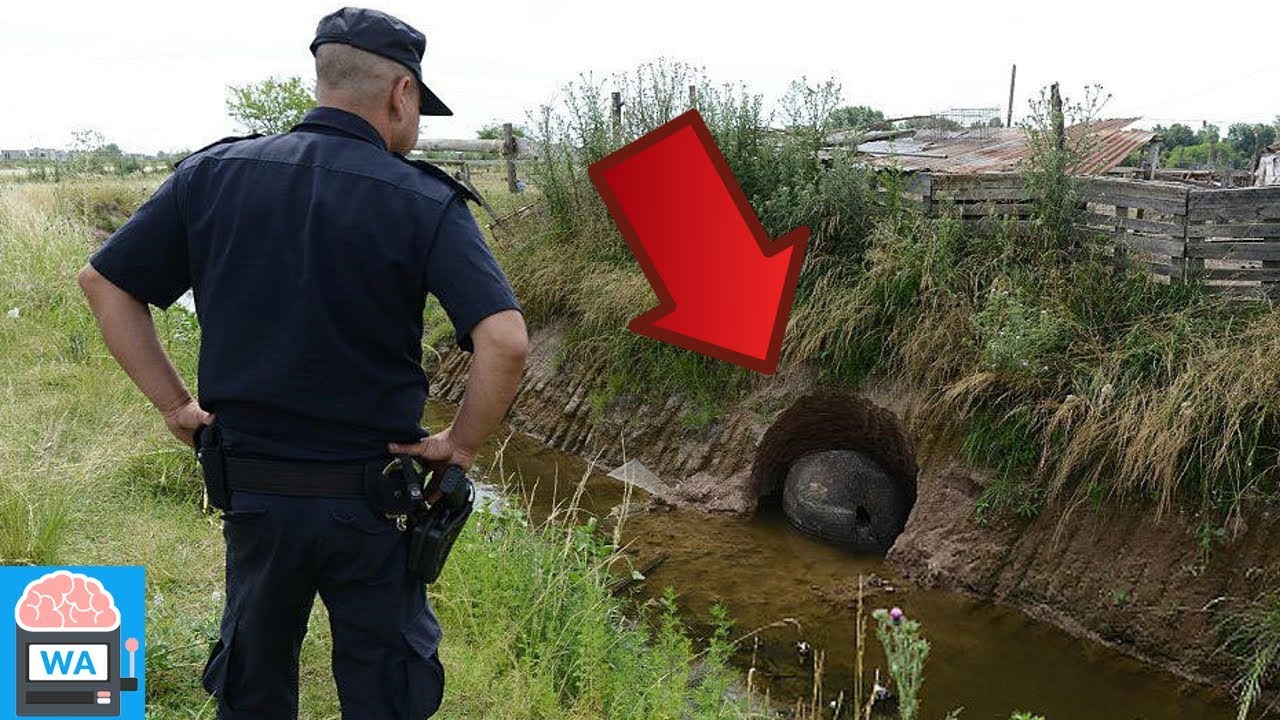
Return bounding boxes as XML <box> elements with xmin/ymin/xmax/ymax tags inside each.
<box><xmin>5</xmin><ymin>307</ymin><xmax>17</xmax><ymax>319</ymax></box>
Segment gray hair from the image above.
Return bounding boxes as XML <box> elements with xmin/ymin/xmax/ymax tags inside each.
<box><xmin>315</xmin><ymin>43</ymin><xmax>413</xmax><ymax>109</ymax></box>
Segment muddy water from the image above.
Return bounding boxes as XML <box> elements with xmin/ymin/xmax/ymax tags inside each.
<box><xmin>426</xmin><ymin>403</ymin><xmax>1235</xmax><ymax>719</ymax></box>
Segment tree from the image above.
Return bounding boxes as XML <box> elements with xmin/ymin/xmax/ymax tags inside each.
<box><xmin>1166</xmin><ymin>142</ymin><xmax>1246</xmax><ymax>170</ymax></box>
<box><xmin>1227</xmin><ymin>123</ymin><xmax>1278</xmax><ymax>161</ymax></box>
<box><xmin>827</xmin><ymin>105</ymin><xmax>885</xmax><ymax>130</ymax></box>
<box><xmin>1195</xmin><ymin>123</ymin><xmax>1220</xmax><ymax>146</ymax></box>
<box><xmin>476</xmin><ymin>123</ymin><xmax>526</xmax><ymax>140</ymax></box>
<box><xmin>1154</xmin><ymin>123</ymin><xmax>1195</xmax><ymax>151</ymax></box>
<box><xmin>226</xmin><ymin>76</ymin><xmax>316</xmax><ymax>135</ymax></box>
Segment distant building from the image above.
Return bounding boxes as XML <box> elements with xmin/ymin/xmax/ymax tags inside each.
<box><xmin>29</xmin><ymin>148</ymin><xmax>68</xmax><ymax>162</ymax></box>
<box><xmin>0</xmin><ymin>148</ymin><xmax>69</xmax><ymax>162</ymax></box>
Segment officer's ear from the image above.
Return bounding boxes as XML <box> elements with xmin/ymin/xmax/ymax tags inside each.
<box><xmin>390</xmin><ymin>75</ymin><xmax>415</xmax><ymax>124</ymax></box>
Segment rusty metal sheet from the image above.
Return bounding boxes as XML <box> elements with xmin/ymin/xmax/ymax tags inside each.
<box><xmin>855</xmin><ymin>118</ymin><xmax>1156</xmax><ymax>176</ymax></box>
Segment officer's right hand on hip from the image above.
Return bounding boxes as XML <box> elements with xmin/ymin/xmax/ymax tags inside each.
<box><xmin>388</xmin><ymin>426</ymin><xmax>476</xmax><ymax>473</ymax></box>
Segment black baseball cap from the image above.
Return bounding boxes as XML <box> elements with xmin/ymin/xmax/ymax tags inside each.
<box><xmin>310</xmin><ymin>7</ymin><xmax>452</xmax><ymax>116</ymax></box>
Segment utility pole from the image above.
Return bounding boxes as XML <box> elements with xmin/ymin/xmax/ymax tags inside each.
<box><xmin>1006</xmin><ymin>63</ymin><xmax>1017</xmax><ymax>128</ymax></box>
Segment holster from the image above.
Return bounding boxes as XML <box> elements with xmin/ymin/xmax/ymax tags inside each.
<box><xmin>194</xmin><ymin>424</ymin><xmax>229</xmax><ymax>510</ymax></box>
<box><xmin>407</xmin><ymin>465</ymin><xmax>474</xmax><ymax>584</ymax></box>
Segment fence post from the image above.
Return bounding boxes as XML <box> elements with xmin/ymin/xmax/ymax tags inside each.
<box><xmin>1179</xmin><ymin>189</ymin><xmax>1199</xmax><ymax>283</ymax></box>
<box><xmin>688</xmin><ymin>84</ymin><xmax>697</xmax><ymax>110</ymax></box>
<box><xmin>1113</xmin><ymin>204</ymin><xmax>1129</xmax><ymax>266</ymax></box>
<box><xmin>611</xmin><ymin>91</ymin><xmax>623</xmax><ymax>145</ymax></box>
<box><xmin>502</xmin><ymin>122</ymin><xmax>518</xmax><ymax>194</ymax></box>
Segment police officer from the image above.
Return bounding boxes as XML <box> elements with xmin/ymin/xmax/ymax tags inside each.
<box><xmin>77</xmin><ymin>7</ymin><xmax>528</xmax><ymax>719</ymax></box>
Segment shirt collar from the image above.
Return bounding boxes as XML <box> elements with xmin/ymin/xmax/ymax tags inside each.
<box><xmin>292</xmin><ymin>107</ymin><xmax>389</xmax><ymax>151</ymax></box>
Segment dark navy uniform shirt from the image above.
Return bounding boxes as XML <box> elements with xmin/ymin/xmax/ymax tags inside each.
<box><xmin>90</xmin><ymin>107</ymin><xmax>521</xmax><ymax>462</ymax></box>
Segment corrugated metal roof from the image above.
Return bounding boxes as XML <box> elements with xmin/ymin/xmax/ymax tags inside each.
<box><xmin>852</xmin><ymin>118</ymin><xmax>1156</xmax><ymax>175</ymax></box>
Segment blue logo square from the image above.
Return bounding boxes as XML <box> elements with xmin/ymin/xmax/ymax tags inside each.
<box><xmin>0</xmin><ymin>567</ymin><xmax>145</xmax><ymax>719</ymax></box>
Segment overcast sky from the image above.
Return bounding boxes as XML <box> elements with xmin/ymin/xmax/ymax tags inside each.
<box><xmin>2</xmin><ymin>0</ymin><xmax>1276</xmax><ymax>155</ymax></box>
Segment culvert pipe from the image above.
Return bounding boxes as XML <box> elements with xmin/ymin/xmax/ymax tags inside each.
<box><xmin>782</xmin><ymin>449</ymin><xmax>909</xmax><ymax>552</ymax></box>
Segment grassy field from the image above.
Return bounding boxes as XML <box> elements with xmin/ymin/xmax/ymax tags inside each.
<box><xmin>0</xmin><ymin>176</ymin><xmax>774</xmax><ymax>719</ymax></box>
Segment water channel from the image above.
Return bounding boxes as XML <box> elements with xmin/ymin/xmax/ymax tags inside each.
<box><xmin>426</xmin><ymin>402</ymin><xmax>1236</xmax><ymax>719</ymax></box>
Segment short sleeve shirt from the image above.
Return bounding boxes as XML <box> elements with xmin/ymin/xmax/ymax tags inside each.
<box><xmin>89</xmin><ymin>107</ymin><xmax>521</xmax><ymax>461</ymax></box>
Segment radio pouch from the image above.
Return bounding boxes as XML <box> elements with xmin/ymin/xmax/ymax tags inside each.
<box><xmin>194</xmin><ymin>424</ymin><xmax>229</xmax><ymax>511</ymax></box>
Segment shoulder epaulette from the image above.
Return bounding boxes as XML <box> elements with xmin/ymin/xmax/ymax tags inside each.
<box><xmin>398</xmin><ymin>157</ymin><xmax>482</xmax><ymax>204</ymax></box>
<box><xmin>173</xmin><ymin>133</ymin><xmax>265</xmax><ymax>170</ymax></box>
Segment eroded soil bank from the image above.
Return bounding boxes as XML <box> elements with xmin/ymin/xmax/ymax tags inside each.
<box><xmin>429</xmin><ymin>324</ymin><xmax>1277</xmax><ymax>694</ymax></box>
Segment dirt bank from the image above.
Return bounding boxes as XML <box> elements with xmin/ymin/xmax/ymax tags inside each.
<box><xmin>429</xmin><ymin>325</ymin><xmax>1276</xmax><ymax>690</ymax></box>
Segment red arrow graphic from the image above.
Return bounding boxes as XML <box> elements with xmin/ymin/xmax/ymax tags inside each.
<box><xmin>588</xmin><ymin>110</ymin><xmax>809</xmax><ymax>375</ymax></box>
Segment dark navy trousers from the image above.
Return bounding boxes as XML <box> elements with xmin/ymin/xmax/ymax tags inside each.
<box><xmin>202</xmin><ymin>491</ymin><xmax>445</xmax><ymax>719</ymax></box>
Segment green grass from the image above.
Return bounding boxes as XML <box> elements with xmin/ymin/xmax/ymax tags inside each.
<box><xmin>0</xmin><ymin>177</ymin><xmax>775</xmax><ymax>720</ymax></box>
<box><xmin>1221</xmin><ymin>594</ymin><xmax>1280</xmax><ymax>720</ymax></box>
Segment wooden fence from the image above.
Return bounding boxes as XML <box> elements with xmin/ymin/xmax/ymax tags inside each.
<box><xmin>909</xmin><ymin>173</ymin><xmax>1280</xmax><ymax>298</ymax></box>
<box><xmin>412</xmin><ymin>122</ymin><xmax>541</xmax><ymax>196</ymax></box>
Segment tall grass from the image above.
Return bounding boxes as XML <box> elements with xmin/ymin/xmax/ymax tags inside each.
<box><xmin>1222</xmin><ymin>594</ymin><xmax>1280</xmax><ymax>720</ymax></box>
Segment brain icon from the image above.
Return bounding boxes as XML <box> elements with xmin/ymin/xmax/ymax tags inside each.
<box><xmin>15</xmin><ymin>570</ymin><xmax>120</xmax><ymax>632</ymax></box>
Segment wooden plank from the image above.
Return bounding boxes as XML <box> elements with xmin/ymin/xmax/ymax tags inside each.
<box><xmin>1080</xmin><ymin>177</ymin><xmax>1191</xmax><ymax>201</ymax></box>
<box><xmin>1116</xmin><ymin>234</ymin><xmax>1186</xmax><ymax>258</ymax></box>
<box><xmin>957</xmin><ymin>202</ymin><xmax>1033</xmax><ymax>217</ymax></box>
<box><xmin>1188</xmin><ymin>202</ymin><xmax>1280</xmax><ymax>224</ymax></box>
<box><xmin>1083</xmin><ymin>211</ymin><xmax>1185</xmax><ymax>236</ymax></box>
<box><xmin>414</xmin><ymin>137</ymin><xmax>543</xmax><ymax>158</ymax></box>
<box><xmin>1190</xmin><ymin>267</ymin><xmax>1280</xmax><ymax>282</ymax></box>
<box><xmin>1186</xmin><ymin>223</ymin><xmax>1280</xmax><ymax>239</ymax></box>
<box><xmin>1186</xmin><ymin>241</ymin><xmax>1280</xmax><ymax>261</ymax></box>
<box><xmin>932</xmin><ymin>173</ymin><xmax>1025</xmax><ymax>190</ymax></box>
<box><xmin>1078</xmin><ymin>190</ymin><xmax>1187</xmax><ymax>216</ymax></box>
<box><xmin>1188</xmin><ymin>187</ymin><xmax>1280</xmax><ymax>210</ymax></box>
<box><xmin>938</xmin><ymin>187</ymin><xmax>1034</xmax><ymax>201</ymax></box>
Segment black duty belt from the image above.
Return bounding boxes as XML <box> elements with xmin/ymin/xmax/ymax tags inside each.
<box><xmin>224</xmin><ymin>456</ymin><xmax>387</xmax><ymax>499</ymax></box>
